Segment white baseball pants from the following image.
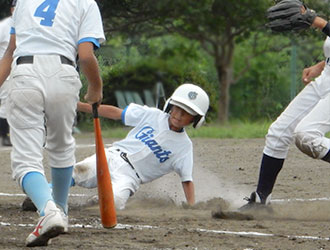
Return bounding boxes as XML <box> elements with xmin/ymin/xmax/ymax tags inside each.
<box><xmin>7</xmin><ymin>55</ymin><xmax>81</xmax><ymax>186</ymax></box>
<box><xmin>294</xmin><ymin>93</ymin><xmax>330</xmax><ymax>159</ymax></box>
<box><xmin>264</xmin><ymin>65</ymin><xmax>330</xmax><ymax>159</ymax></box>
<box><xmin>73</xmin><ymin>147</ymin><xmax>141</xmax><ymax>210</ymax></box>
<box><xmin>0</xmin><ymin>79</ymin><xmax>10</xmax><ymax>118</ymax></box>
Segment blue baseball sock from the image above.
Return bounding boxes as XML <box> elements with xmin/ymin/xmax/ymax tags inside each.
<box><xmin>49</xmin><ymin>177</ymin><xmax>74</xmax><ymax>192</ymax></box>
<box><xmin>22</xmin><ymin>172</ymin><xmax>53</xmax><ymax>216</ymax></box>
<box><xmin>70</xmin><ymin>178</ymin><xmax>75</xmax><ymax>187</ymax></box>
<box><xmin>51</xmin><ymin>166</ymin><xmax>73</xmax><ymax>215</ymax></box>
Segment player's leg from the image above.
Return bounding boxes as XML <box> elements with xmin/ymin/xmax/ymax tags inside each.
<box><xmin>22</xmin><ymin>173</ymin><xmax>65</xmax><ymax>244</ymax></box>
<box><xmin>84</xmin><ymin>150</ymin><xmax>140</xmax><ymax>210</ymax></box>
<box><xmin>72</xmin><ymin>154</ymin><xmax>98</xmax><ymax>188</ymax></box>
<box><xmin>0</xmin><ymin>81</ymin><xmax>12</xmax><ymax>146</ymax></box>
<box><xmin>111</xmin><ymin>158</ymin><xmax>141</xmax><ymax>209</ymax></box>
<box><xmin>42</xmin><ymin>56</ymin><xmax>81</xmax><ymax>232</ymax></box>
<box><xmin>243</xmin><ymin>75</ymin><xmax>330</xmax><ymax>208</ymax></box>
<box><xmin>51</xmin><ymin>167</ymin><xmax>74</xmax><ymax>233</ymax></box>
<box><xmin>0</xmin><ymin>117</ymin><xmax>11</xmax><ymax>146</ymax></box>
<box><xmin>72</xmin><ymin>147</ymin><xmax>119</xmax><ymax>189</ymax></box>
<box><xmin>7</xmin><ymin>70</ymin><xmax>65</xmax><ymax>246</ymax></box>
<box><xmin>114</xmin><ymin>188</ymin><xmax>132</xmax><ymax>210</ymax></box>
<box><xmin>24</xmin><ymin>152</ymin><xmax>102</xmax><ymax>207</ymax></box>
<box><xmin>294</xmin><ymin>93</ymin><xmax>330</xmax><ymax>161</ymax></box>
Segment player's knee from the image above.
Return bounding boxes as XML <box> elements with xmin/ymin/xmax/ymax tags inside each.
<box><xmin>294</xmin><ymin>132</ymin><xmax>325</xmax><ymax>159</ymax></box>
<box><xmin>72</xmin><ymin>163</ymin><xmax>97</xmax><ymax>188</ymax></box>
<box><xmin>114</xmin><ymin>196</ymin><xmax>126</xmax><ymax>210</ymax></box>
<box><xmin>266</xmin><ymin>122</ymin><xmax>292</xmax><ymax>146</ymax></box>
<box><xmin>114</xmin><ymin>189</ymin><xmax>132</xmax><ymax>210</ymax></box>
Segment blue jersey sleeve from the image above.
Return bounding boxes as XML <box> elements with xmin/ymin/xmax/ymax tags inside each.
<box><xmin>121</xmin><ymin>106</ymin><xmax>128</xmax><ymax>124</ymax></box>
<box><xmin>78</xmin><ymin>37</ymin><xmax>100</xmax><ymax>49</ymax></box>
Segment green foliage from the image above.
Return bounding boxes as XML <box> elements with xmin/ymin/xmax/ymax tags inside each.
<box><xmin>100</xmin><ymin>58</ymin><xmax>217</xmax><ymax>120</ymax></box>
<box><xmin>76</xmin><ymin>120</ymin><xmax>272</xmax><ymax>139</ymax></box>
<box><xmin>82</xmin><ymin>0</ymin><xmax>330</xmax><ymax>123</ymax></box>
<box><xmin>79</xmin><ymin>35</ymin><xmax>218</xmax><ymax>122</ymax></box>
<box><xmin>231</xmin><ymin>33</ymin><xmax>291</xmax><ymax>120</ymax></box>
<box><xmin>230</xmin><ymin>28</ymin><xmax>325</xmax><ymax>120</ymax></box>
<box><xmin>0</xmin><ymin>0</ymin><xmax>11</xmax><ymax>19</ymax></box>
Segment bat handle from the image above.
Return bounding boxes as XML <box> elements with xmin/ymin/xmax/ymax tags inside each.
<box><xmin>92</xmin><ymin>103</ymin><xmax>99</xmax><ymax>118</ymax></box>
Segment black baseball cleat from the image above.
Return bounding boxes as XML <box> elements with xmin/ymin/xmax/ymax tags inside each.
<box><xmin>22</xmin><ymin>196</ymin><xmax>37</xmax><ymax>212</ymax></box>
<box><xmin>239</xmin><ymin>191</ymin><xmax>273</xmax><ymax>212</ymax></box>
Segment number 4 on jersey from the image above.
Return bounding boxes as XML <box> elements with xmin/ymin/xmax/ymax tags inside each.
<box><xmin>34</xmin><ymin>0</ymin><xmax>60</xmax><ymax>27</ymax></box>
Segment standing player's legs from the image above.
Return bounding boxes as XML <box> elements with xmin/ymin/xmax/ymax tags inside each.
<box><xmin>294</xmin><ymin>93</ymin><xmax>330</xmax><ymax>161</ymax></box>
<box><xmin>41</xmin><ymin>56</ymin><xmax>81</xmax><ymax>228</ymax></box>
<box><xmin>245</xmin><ymin>71</ymin><xmax>330</xmax><ymax>206</ymax></box>
<box><xmin>7</xmin><ymin>64</ymin><xmax>65</xmax><ymax>246</ymax></box>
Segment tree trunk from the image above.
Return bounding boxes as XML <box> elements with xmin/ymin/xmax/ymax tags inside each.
<box><xmin>217</xmin><ymin>65</ymin><xmax>232</xmax><ymax>123</ymax></box>
<box><xmin>215</xmin><ymin>41</ymin><xmax>234</xmax><ymax>123</ymax></box>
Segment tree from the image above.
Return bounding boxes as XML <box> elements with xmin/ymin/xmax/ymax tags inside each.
<box><xmin>99</xmin><ymin>0</ymin><xmax>270</xmax><ymax>122</ymax></box>
<box><xmin>0</xmin><ymin>0</ymin><xmax>11</xmax><ymax>19</ymax></box>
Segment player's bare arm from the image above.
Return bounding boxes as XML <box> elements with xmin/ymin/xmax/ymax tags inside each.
<box><xmin>311</xmin><ymin>16</ymin><xmax>328</xmax><ymax>30</ymax></box>
<box><xmin>0</xmin><ymin>34</ymin><xmax>15</xmax><ymax>87</ymax></box>
<box><xmin>77</xmin><ymin>102</ymin><xmax>123</xmax><ymax>120</ymax></box>
<box><xmin>78</xmin><ymin>42</ymin><xmax>103</xmax><ymax>105</ymax></box>
<box><xmin>182</xmin><ymin>181</ymin><xmax>195</xmax><ymax>205</ymax></box>
<box><xmin>302</xmin><ymin>61</ymin><xmax>325</xmax><ymax>85</ymax></box>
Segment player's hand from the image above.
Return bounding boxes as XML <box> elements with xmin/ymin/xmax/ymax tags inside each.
<box><xmin>181</xmin><ymin>202</ymin><xmax>195</xmax><ymax>209</ymax></box>
<box><xmin>84</xmin><ymin>86</ymin><xmax>103</xmax><ymax>105</ymax></box>
<box><xmin>302</xmin><ymin>67</ymin><xmax>314</xmax><ymax>85</ymax></box>
<box><xmin>301</xmin><ymin>63</ymin><xmax>324</xmax><ymax>85</ymax></box>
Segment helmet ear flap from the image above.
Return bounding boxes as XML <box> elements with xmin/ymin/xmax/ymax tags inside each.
<box><xmin>163</xmin><ymin>99</ymin><xmax>172</xmax><ymax>113</ymax></box>
<box><xmin>193</xmin><ymin>115</ymin><xmax>205</xmax><ymax>129</ymax></box>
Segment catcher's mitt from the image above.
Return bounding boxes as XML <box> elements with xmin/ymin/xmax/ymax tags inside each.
<box><xmin>266</xmin><ymin>0</ymin><xmax>317</xmax><ymax>32</ymax></box>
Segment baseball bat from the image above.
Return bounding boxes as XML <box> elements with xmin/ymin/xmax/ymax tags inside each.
<box><xmin>92</xmin><ymin>103</ymin><xmax>117</xmax><ymax>228</ymax></box>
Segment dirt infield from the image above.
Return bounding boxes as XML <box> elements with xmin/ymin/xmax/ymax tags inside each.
<box><xmin>1</xmin><ymin>136</ymin><xmax>330</xmax><ymax>249</ymax></box>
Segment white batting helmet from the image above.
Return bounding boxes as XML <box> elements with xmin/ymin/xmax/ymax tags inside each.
<box><xmin>164</xmin><ymin>83</ymin><xmax>209</xmax><ymax>128</ymax></box>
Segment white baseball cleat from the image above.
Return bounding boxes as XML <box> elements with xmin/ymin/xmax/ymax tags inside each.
<box><xmin>25</xmin><ymin>200</ymin><xmax>65</xmax><ymax>247</ymax></box>
<box><xmin>59</xmin><ymin>208</ymin><xmax>69</xmax><ymax>233</ymax></box>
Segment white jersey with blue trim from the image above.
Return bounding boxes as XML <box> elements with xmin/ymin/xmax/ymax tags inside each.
<box><xmin>12</xmin><ymin>0</ymin><xmax>105</xmax><ymax>62</ymax></box>
<box><xmin>0</xmin><ymin>17</ymin><xmax>11</xmax><ymax>58</ymax></box>
<box><xmin>113</xmin><ymin>103</ymin><xmax>194</xmax><ymax>184</ymax></box>
<box><xmin>323</xmin><ymin>36</ymin><xmax>330</xmax><ymax>59</ymax></box>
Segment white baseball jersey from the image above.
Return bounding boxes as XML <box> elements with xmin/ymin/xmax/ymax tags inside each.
<box><xmin>323</xmin><ymin>36</ymin><xmax>330</xmax><ymax>58</ymax></box>
<box><xmin>114</xmin><ymin>103</ymin><xmax>194</xmax><ymax>183</ymax></box>
<box><xmin>73</xmin><ymin>103</ymin><xmax>194</xmax><ymax>209</ymax></box>
<box><xmin>12</xmin><ymin>0</ymin><xmax>105</xmax><ymax>62</ymax></box>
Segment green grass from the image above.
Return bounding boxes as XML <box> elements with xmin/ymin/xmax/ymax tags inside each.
<box><xmin>76</xmin><ymin>120</ymin><xmax>272</xmax><ymax>139</ymax></box>
<box><xmin>186</xmin><ymin>120</ymin><xmax>271</xmax><ymax>138</ymax></box>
